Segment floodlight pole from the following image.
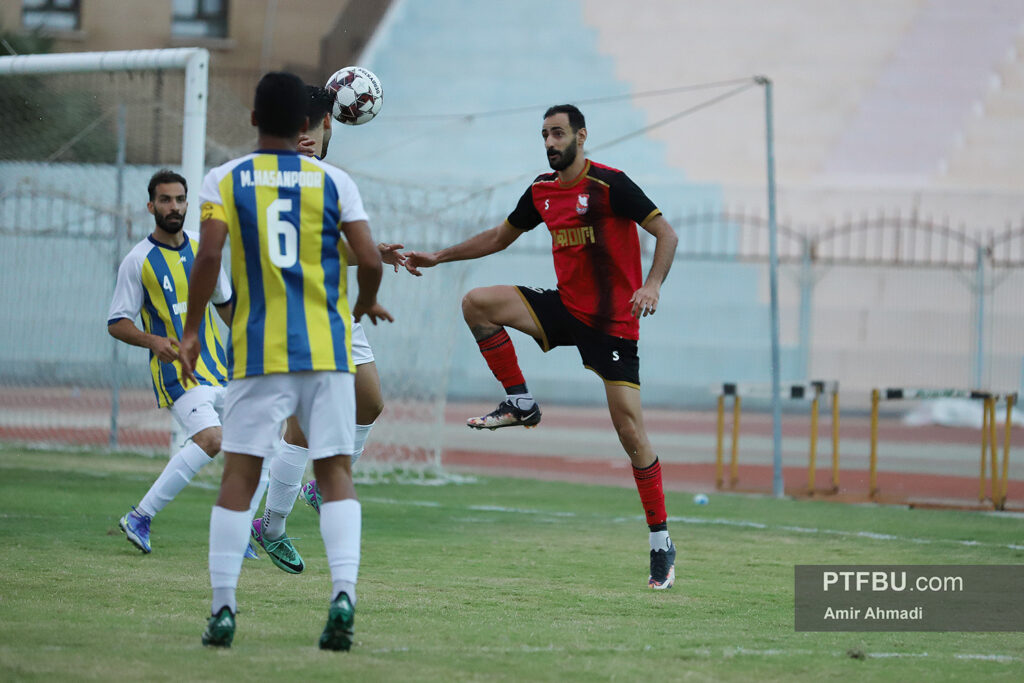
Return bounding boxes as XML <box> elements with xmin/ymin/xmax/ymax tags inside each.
<box><xmin>756</xmin><ymin>75</ymin><xmax>785</xmax><ymax>499</ymax></box>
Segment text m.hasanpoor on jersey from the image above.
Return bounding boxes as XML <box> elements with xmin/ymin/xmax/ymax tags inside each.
<box><xmin>198</xmin><ymin>149</ymin><xmax>370</xmax><ymax>379</ymax></box>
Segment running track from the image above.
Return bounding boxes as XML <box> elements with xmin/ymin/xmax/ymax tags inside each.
<box><xmin>1</xmin><ymin>388</ymin><xmax>1020</xmax><ymax>508</ymax></box>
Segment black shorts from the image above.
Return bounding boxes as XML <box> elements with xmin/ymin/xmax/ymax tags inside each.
<box><xmin>515</xmin><ymin>286</ymin><xmax>640</xmax><ymax>387</ymax></box>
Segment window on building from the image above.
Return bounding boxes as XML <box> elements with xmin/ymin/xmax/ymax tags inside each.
<box><xmin>22</xmin><ymin>0</ymin><xmax>80</xmax><ymax>31</ymax></box>
<box><xmin>172</xmin><ymin>0</ymin><xmax>228</xmax><ymax>38</ymax></box>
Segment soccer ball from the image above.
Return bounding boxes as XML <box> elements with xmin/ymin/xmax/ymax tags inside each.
<box><xmin>325</xmin><ymin>66</ymin><xmax>383</xmax><ymax>126</ymax></box>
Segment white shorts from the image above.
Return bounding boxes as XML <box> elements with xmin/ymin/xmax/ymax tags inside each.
<box><xmin>169</xmin><ymin>384</ymin><xmax>225</xmax><ymax>439</ymax></box>
<box><xmin>351</xmin><ymin>321</ymin><xmax>374</xmax><ymax>366</ymax></box>
<box><xmin>221</xmin><ymin>371</ymin><xmax>356</xmax><ymax>459</ymax></box>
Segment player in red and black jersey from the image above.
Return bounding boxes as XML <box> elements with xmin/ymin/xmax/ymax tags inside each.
<box><xmin>403</xmin><ymin>105</ymin><xmax>680</xmax><ymax>590</ymax></box>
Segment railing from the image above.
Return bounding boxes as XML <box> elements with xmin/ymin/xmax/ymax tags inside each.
<box><xmin>664</xmin><ymin>207</ymin><xmax>1024</xmax><ymax>268</ymax></box>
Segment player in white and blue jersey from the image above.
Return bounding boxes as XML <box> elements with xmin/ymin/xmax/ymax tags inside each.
<box><xmin>252</xmin><ymin>86</ymin><xmax>406</xmax><ymax>567</ymax></box>
<box><xmin>180</xmin><ymin>71</ymin><xmax>391</xmax><ymax>651</ymax></box>
<box><xmin>108</xmin><ymin>170</ymin><xmax>267</xmax><ymax>556</ymax></box>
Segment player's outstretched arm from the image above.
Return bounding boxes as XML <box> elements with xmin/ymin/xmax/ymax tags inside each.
<box><xmin>342</xmin><ymin>219</ymin><xmax>393</xmax><ymax>325</ymax></box>
<box><xmin>630</xmin><ymin>214</ymin><xmax>679</xmax><ymax>318</ymax></box>
<box><xmin>108</xmin><ymin>318</ymin><xmax>179</xmax><ymax>363</ymax></box>
<box><xmin>181</xmin><ymin>218</ymin><xmax>229</xmax><ymax>384</ymax></box>
<box><xmin>403</xmin><ymin>221</ymin><xmax>523</xmax><ymax>275</ymax></box>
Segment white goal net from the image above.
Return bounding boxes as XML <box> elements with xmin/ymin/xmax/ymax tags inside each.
<box><xmin>342</xmin><ymin>175</ymin><xmax>487</xmax><ymax>480</ymax></box>
<box><xmin>0</xmin><ymin>49</ymin><xmax>480</xmax><ymax>480</ymax></box>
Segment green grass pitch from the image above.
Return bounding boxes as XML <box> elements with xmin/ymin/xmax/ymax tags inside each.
<box><xmin>1</xmin><ymin>447</ymin><xmax>1023</xmax><ymax>681</ymax></box>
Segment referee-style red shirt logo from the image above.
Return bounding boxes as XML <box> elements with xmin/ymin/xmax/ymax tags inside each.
<box><xmin>575</xmin><ymin>193</ymin><xmax>589</xmax><ymax>215</ymax></box>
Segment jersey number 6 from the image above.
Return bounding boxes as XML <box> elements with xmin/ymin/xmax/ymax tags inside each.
<box><xmin>266</xmin><ymin>198</ymin><xmax>298</xmax><ymax>268</ymax></box>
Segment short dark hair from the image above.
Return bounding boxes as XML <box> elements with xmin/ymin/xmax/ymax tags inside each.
<box><xmin>544</xmin><ymin>104</ymin><xmax>586</xmax><ymax>132</ymax></box>
<box><xmin>254</xmin><ymin>71</ymin><xmax>308</xmax><ymax>137</ymax></box>
<box><xmin>147</xmin><ymin>169</ymin><xmax>187</xmax><ymax>201</ymax></box>
<box><xmin>306</xmin><ymin>85</ymin><xmax>334</xmax><ymax>130</ymax></box>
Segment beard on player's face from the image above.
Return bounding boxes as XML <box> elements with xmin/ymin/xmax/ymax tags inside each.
<box><xmin>154</xmin><ymin>208</ymin><xmax>185</xmax><ymax>234</ymax></box>
<box><xmin>547</xmin><ymin>137</ymin><xmax>578</xmax><ymax>171</ymax></box>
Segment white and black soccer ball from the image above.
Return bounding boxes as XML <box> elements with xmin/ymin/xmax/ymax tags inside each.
<box><xmin>325</xmin><ymin>66</ymin><xmax>383</xmax><ymax>126</ymax></box>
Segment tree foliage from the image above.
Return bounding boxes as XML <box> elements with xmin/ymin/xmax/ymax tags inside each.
<box><xmin>0</xmin><ymin>23</ymin><xmax>117</xmax><ymax>165</ymax></box>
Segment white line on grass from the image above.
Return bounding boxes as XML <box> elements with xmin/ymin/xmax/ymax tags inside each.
<box><xmin>667</xmin><ymin>516</ymin><xmax>1024</xmax><ymax>552</ymax></box>
<box><xmin>954</xmin><ymin>654</ymin><xmax>1017</xmax><ymax>662</ymax></box>
<box><xmin>726</xmin><ymin>647</ymin><xmax>811</xmax><ymax>657</ymax></box>
<box><xmin>359</xmin><ymin>497</ymin><xmax>1024</xmax><ymax>553</ymax></box>
<box><xmin>363</xmin><ymin>497</ymin><xmax>441</xmax><ymax>508</ymax></box>
<box><xmin>467</xmin><ymin>504</ymin><xmax>575</xmax><ymax>517</ymax></box>
<box><xmin>362</xmin><ymin>498</ymin><xmax>575</xmax><ymax>516</ymax></box>
<box><xmin>365</xmin><ymin>643</ymin><xmax>1017</xmax><ymax>662</ymax></box>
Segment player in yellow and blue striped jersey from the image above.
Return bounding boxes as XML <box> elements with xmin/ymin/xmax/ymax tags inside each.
<box><xmin>193</xmin><ymin>100</ymin><xmax>390</xmax><ymax>380</ymax></box>
<box><xmin>107</xmin><ymin>170</ymin><xmax>266</xmax><ymax>557</ymax></box>
<box><xmin>108</xmin><ymin>177</ymin><xmax>230</xmax><ymax>409</ymax></box>
<box><xmin>180</xmin><ymin>71</ymin><xmax>391</xmax><ymax>651</ymax></box>
<box><xmin>254</xmin><ymin>86</ymin><xmax>409</xmax><ymax>572</ymax></box>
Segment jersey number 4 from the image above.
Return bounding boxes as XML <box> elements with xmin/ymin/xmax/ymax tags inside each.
<box><xmin>266</xmin><ymin>199</ymin><xmax>298</xmax><ymax>268</ymax></box>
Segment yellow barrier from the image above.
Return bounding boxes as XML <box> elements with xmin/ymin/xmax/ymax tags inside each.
<box><xmin>1001</xmin><ymin>394</ymin><xmax>1017</xmax><ymax>507</ymax></box>
<box><xmin>978</xmin><ymin>393</ymin><xmax>1017</xmax><ymax>510</ymax></box>
<box><xmin>869</xmin><ymin>388</ymin><xmax>1016</xmax><ymax>509</ymax></box>
<box><xmin>869</xmin><ymin>389</ymin><xmax>879</xmax><ymax>498</ymax></box>
<box><xmin>715</xmin><ymin>381</ymin><xmax>840</xmax><ymax>495</ymax></box>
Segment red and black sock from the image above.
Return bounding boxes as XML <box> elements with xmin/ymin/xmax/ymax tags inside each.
<box><xmin>476</xmin><ymin>328</ymin><xmax>528</xmax><ymax>395</ymax></box>
<box><xmin>632</xmin><ymin>458</ymin><xmax>667</xmax><ymax>531</ymax></box>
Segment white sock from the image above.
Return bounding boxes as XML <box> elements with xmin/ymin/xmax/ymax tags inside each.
<box><xmin>507</xmin><ymin>393</ymin><xmax>535</xmax><ymax>410</ymax></box>
<box><xmin>209</xmin><ymin>505</ymin><xmax>251</xmax><ymax>614</ymax></box>
<box><xmin>246</xmin><ymin>458</ymin><xmax>271</xmax><ymax>520</ymax></box>
<box><xmin>137</xmin><ymin>442</ymin><xmax>211</xmax><ymax>518</ymax></box>
<box><xmin>262</xmin><ymin>440</ymin><xmax>309</xmax><ymax>539</ymax></box>
<box><xmin>321</xmin><ymin>499</ymin><xmax>361</xmax><ymax>605</ymax></box>
<box><xmin>649</xmin><ymin>530</ymin><xmax>672</xmax><ymax>552</ymax></box>
<box><xmin>352</xmin><ymin>423</ymin><xmax>374</xmax><ymax>465</ymax></box>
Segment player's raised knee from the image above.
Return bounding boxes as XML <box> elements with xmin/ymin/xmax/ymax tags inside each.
<box><xmin>461</xmin><ymin>288</ymin><xmax>485</xmax><ymax>319</ymax></box>
<box><xmin>462</xmin><ymin>285</ymin><xmax>521</xmax><ymax>324</ymax></box>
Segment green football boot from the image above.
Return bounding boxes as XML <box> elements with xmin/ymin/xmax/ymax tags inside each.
<box><xmin>201</xmin><ymin>606</ymin><xmax>235</xmax><ymax>648</ymax></box>
<box><xmin>250</xmin><ymin>518</ymin><xmax>304</xmax><ymax>574</ymax></box>
<box><xmin>318</xmin><ymin>592</ymin><xmax>355</xmax><ymax>651</ymax></box>
<box><xmin>300</xmin><ymin>480</ymin><xmax>322</xmax><ymax>514</ymax></box>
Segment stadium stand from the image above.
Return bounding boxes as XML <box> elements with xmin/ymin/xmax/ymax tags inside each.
<box><xmin>821</xmin><ymin>0</ymin><xmax>1024</xmax><ymax>185</ymax></box>
<box><xmin>940</xmin><ymin>24</ymin><xmax>1024</xmax><ymax>190</ymax></box>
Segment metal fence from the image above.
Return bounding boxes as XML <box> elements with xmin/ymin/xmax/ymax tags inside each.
<box><xmin>663</xmin><ymin>208</ymin><xmax>1024</xmax><ymax>397</ymax></box>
